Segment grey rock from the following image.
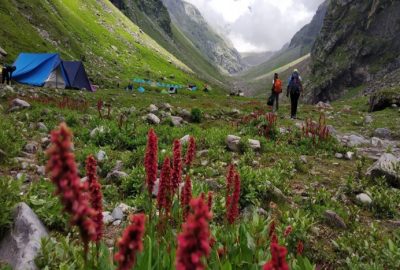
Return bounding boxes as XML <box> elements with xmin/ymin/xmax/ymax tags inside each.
<box><xmin>112</xmin><ymin>220</ymin><xmax>122</xmax><ymax>226</ymax></box>
<box><xmin>226</xmin><ymin>135</ymin><xmax>241</xmax><ymax>152</ymax></box>
<box><xmin>366</xmin><ymin>153</ymin><xmax>400</xmax><ymax>188</ymax></box>
<box><xmin>102</xmin><ymin>211</ymin><xmax>114</xmax><ymax>225</ymax></box>
<box><xmin>373</xmin><ymin>128</ymin><xmax>392</xmax><ymax>139</ymax></box>
<box><xmin>37</xmin><ymin>122</ymin><xmax>48</xmax><ymax>132</ymax></box>
<box><xmin>113</xmin><ymin>160</ymin><xmax>124</xmax><ymax>172</ymax></box>
<box><xmin>41</xmin><ymin>137</ymin><xmax>51</xmax><ymax>149</ymax></box>
<box><xmin>36</xmin><ymin>166</ymin><xmax>46</xmax><ymax>176</ymax></box>
<box><xmin>371</xmin><ymin>137</ymin><xmax>384</xmax><ymax>147</ymax></box>
<box><xmin>146</xmin><ymin>113</ymin><xmax>160</xmax><ymax>125</ymax></box>
<box><xmin>179</xmin><ymin>109</ymin><xmax>191</xmax><ymax>120</ymax></box>
<box><xmin>96</xmin><ymin>150</ymin><xmax>107</xmax><ymax>162</ymax></box>
<box><xmin>106</xmin><ymin>171</ymin><xmax>128</xmax><ymax>182</ymax></box>
<box><xmin>24</xmin><ymin>142</ymin><xmax>38</xmax><ymax>154</ymax></box>
<box><xmin>316</xmin><ymin>101</ymin><xmax>332</xmax><ymax>109</ymax></box>
<box><xmin>197</xmin><ymin>150</ymin><xmax>209</xmax><ymax>157</ymax></box>
<box><xmin>0</xmin><ymin>46</ymin><xmax>7</xmax><ymax>57</ymax></box>
<box><xmin>117</xmin><ymin>203</ymin><xmax>132</xmax><ymax>214</ymax></box>
<box><xmin>111</xmin><ymin>206</ymin><xmax>124</xmax><ymax>220</ymax></box>
<box><xmin>364</xmin><ymin>115</ymin><xmax>373</xmax><ymax>124</ymax></box>
<box><xmin>335</xmin><ymin>153</ymin><xmax>344</xmax><ymax>159</ymax></box>
<box><xmin>345</xmin><ymin>151</ymin><xmax>354</xmax><ymax>160</ymax></box>
<box><xmin>10</xmin><ymin>98</ymin><xmax>31</xmax><ymax>111</ymax></box>
<box><xmin>160</xmin><ymin>103</ymin><xmax>172</xmax><ymax>111</ymax></box>
<box><xmin>300</xmin><ymin>155</ymin><xmax>308</xmax><ymax>164</ymax></box>
<box><xmin>324</xmin><ymin>210</ymin><xmax>346</xmax><ymax>229</ymax></box>
<box><xmin>279</xmin><ymin>127</ymin><xmax>289</xmax><ymax>134</ymax></box>
<box><xmin>0</xmin><ymin>203</ymin><xmax>48</xmax><ymax>270</ymax></box>
<box><xmin>148</xmin><ymin>104</ymin><xmax>158</xmax><ymax>113</ymax></box>
<box><xmin>180</xmin><ymin>135</ymin><xmax>191</xmax><ymax>145</ymax></box>
<box><xmin>152</xmin><ymin>179</ymin><xmax>160</xmax><ymax>197</ymax></box>
<box><xmin>90</xmin><ymin>126</ymin><xmax>105</xmax><ymax>138</ymax></box>
<box><xmin>248</xmin><ymin>139</ymin><xmax>261</xmax><ymax>151</ymax></box>
<box><xmin>345</xmin><ymin>134</ymin><xmax>369</xmax><ymax>147</ymax></box>
<box><xmin>171</xmin><ymin>116</ymin><xmax>184</xmax><ymax>127</ymax></box>
<box><xmin>356</xmin><ymin>193</ymin><xmax>372</xmax><ymax>205</ymax></box>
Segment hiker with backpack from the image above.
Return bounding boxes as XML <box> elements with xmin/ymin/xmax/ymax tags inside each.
<box><xmin>287</xmin><ymin>69</ymin><xmax>303</xmax><ymax>119</ymax></box>
<box><xmin>270</xmin><ymin>73</ymin><xmax>282</xmax><ymax>112</ymax></box>
<box><xmin>1</xmin><ymin>64</ymin><xmax>16</xmax><ymax>85</ymax></box>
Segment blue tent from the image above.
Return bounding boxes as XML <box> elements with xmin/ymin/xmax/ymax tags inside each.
<box><xmin>138</xmin><ymin>86</ymin><xmax>145</xmax><ymax>93</ymax></box>
<box><xmin>12</xmin><ymin>53</ymin><xmax>66</xmax><ymax>88</ymax></box>
<box><xmin>61</xmin><ymin>61</ymin><xmax>92</xmax><ymax>91</ymax></box>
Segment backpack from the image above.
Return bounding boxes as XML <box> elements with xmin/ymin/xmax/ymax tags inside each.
<box><xmin>289</xmin><ymin>72</ymin><xmax>301</xmax><ymax>94</ymax></box>
<box><xmin>273</xmin><ymin>79</ymin><xmax>282</xmax><ymax>94</ymax></box>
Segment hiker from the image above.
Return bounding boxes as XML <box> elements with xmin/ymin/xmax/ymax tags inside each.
<box><xmin>168</xmin><ymin>86</ymin><xmax>177</xmax><ymax>94</ymax></box>
<box><xmin>1</xmin><ymin>64</ymin><xmax>16</xmax><ymax>85</ymax></box>
<box><xmin>287</xmin><ymin>69</ymin><xmax>303</xmax><ymax>119</ymax></box>
<box><xmin>203</xmin><ymin>84</ymin><xmax>209</xmax><ymax>92</ymax></box>
<box><xmin>270</xmin><ymin>73</ymin><xmax>282</xmax><ymax>112</ymax></box>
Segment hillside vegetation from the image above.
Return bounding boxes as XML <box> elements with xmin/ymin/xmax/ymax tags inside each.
<box><xmin>0</xmin><ymin>0</ymin><xmax>204</xmax><ymax>88</ymax></box>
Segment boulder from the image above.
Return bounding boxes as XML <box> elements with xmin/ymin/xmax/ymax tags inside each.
<box><xmin>335</xmin><ymin>153</ymin><xmax>344</xmax><ymax>159</ymax></box>
<box><xmin>356</xmin><ymin>193</ymin><xmax>372</xmax><ymax>205</ymax></box>
<box><xmin>324</xmin><ymin>210</ymin><xmax>346</xmax><ymax>229</ymax></box>
<box><xmin>148</xmin><ymin>104</ymin><xmax>158</xmax><ymax>113</ymax></box>
<box><xmin>36</xmin><ymin>122</ymin><xmax>48</xmax><ymax>132</ymax></box>
<box><xmin>226</xmin><ymin>135</ymin><xmax>241</xmax><ymax>152</ymax></box>
<box><xmin>369</xmin><ymin>89</ymin><xmax>400</xmax><ymax>112</ymax></box>
<box><xmin>248</xmin><ymin>139</ymin><xmax>261</xmax><ymax>151</ymax></box>
<box><xmin>0</xmin><ymin>203</ymin><xmax>48</xmax><ymax>270</ymax></box>
<box><xmin>170</xmin><ymin>116</ymin><xmax>184</xmax><ymax>127</ymax></box>
<box><xmin>96</xmin><ymin>150</ymin><xmax>107</xmax><ymax>162</ymax></box>
<box><xmin>366</xmin><ymin>153</ymin><xmax>400</xmax><ymax>188</ymax></box>
<box><xmin>371</xmin><ymin>137</ymin><xmax>384</xmax><ymax>147</ymax></box>
<box><xmin>102</xmin><ymin>211</ymin><xmax>114</xmax><ymax>225</ymax></box>
<box><xmin>160</xmin><ymin>103</ymin><xmax>172</xmax><ymax>112</ymax></box>
<box><xmin>24</xmin><ymin>142</ymin><xmax>38</xmax><ymax>154</ymax></box>
<box><xmin>106</xmin><ymin>171</ymin><xmax>128</xmax><ymax>182</ymax></box>
<box><xmin>111</xmin><ymin>206</ymin><xmax>124</xmax><ymax>220</ymax></box>
<box><xmin>146</xmin><ymin>113</ymin><xmax>160</xmax><ymax>125</ymax></box>
<box><xmin>344</xmin><ymin>134</ymin><xmax>369</xmax><ymax>147</ymax></box>
<box><xmin>364</xmin><ymin>115</ymin><xmax>373</xmax><ymax>124</ymax></box>
<box><xmin>9</xmin><ymin>98</ymin><xmax>31</xmax><ymax>111</ymax></box>
<box><xmin>373</xmin><ymin>128</ymin><xmax>392</xmax><ymax>139</ymax></box>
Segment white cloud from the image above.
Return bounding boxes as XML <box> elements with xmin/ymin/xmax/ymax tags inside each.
<box><xmin>185</xmin><ymin>0</ymin><xmax>325</xmax><ymax>52</ymax></box>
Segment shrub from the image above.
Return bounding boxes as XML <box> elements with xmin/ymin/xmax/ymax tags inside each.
<box><xmin>0</xmin><ymin>177</ymin><xmax>21</xmax><ymax>237</ymax></box>
<box><xmin>191</xmin><ymin>108</ymin><xmax>202</xmax><ymax>123</ymax></box>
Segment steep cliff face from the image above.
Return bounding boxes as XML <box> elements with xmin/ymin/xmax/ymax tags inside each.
<box><xmin>110</xmin><ymin>0</ymin><xmax>172</xmax><ymax>35</ymax></box>
<box><xmin>289</xmin><ymin>0</ymin><xmax>329</xmax><ymax>50</ymax></box>
<box><xmin>162</xmin><ymin>0</ymin><xmax>244</xmax><ymax>74</ymax></box>
<box><xmin>310</xmin><ymin>0</ymin><xmax>400</xmax><ymax>103</ymax></box>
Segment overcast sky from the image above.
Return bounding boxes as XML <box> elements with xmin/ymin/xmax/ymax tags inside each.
<box><xmin>186</xmin><ymin>0</ymin><xmax>325</xmax><ymax>52</ymax></box>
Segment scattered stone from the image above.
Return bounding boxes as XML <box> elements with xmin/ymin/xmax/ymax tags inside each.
<box><xmin>111</xmin><ymin>206</ymin><xmax>124</xmax><ymax>220</ymax></box>
<box><xmin>0</xmin><ymin>203</ymin><xmax>48</xmax><ymax>270</ymax></box>
<box><xmin>90</xmin><ymin>126</ymin><xmax>105</xmax><ymax>138</ymax></box>
<box><xmin>9</xmin><ymin>98</ymin><xmax>31</xmax><ymax>111</ymax></box>
<box><xmin>36</xmin><ymin>166</ymin><xmax>46</xmax><ymax>176</ymax></box>
<box><xmin>326</xmin><ymin>125</ymin><xmax>337</xmax><ymax>136</ymax></box>
<box><xmin>356</xmin><ymin>193</ymin><xmax>372</xmax><ymax>205</ymax></box>
<box><xmin>371</xmin><ymin>137</ymin><xmax>384</xmax><ymax>147</ymax></box>
<box><xmin>373</xmin><ymin>128</ymin><xmax>392</xmax><ymax>139</ymax></box>
<box><xmin>170</xmin><ymin>116</ymin><xmax>184</xmax><ymax>127</ymax></box>
<box><xmin>316</xmin><ymin>101</ymin><xmax>332</xmax><ymax>109</ymax></box>
<box><xmin>24</xmin><ymin>142</ymin><xmax>38</xmax><ymax>154</ymax></box>
<box><xmin>117</xmin><ymin>203</ymin><xmax>132</xmax><ymax>214</ymax></box>
<box><xmin>279</xmin><ymin>127</ymin><xmax>288</xmax><ymax>134</ymax></box>
<box><xmin>16</xmin><ymin>173</ymin><xmax>27</xmax><ymax>181</ymax></box>
<box><xmin>148</xmin><ymin>104</ymin><xmax>158</xmax><ymax>113</ymax></box>
<box><xmin>197</xmin><ymin>150</ymin><xmax>209</xmax><ymax>157</ymax></box>
<box><xmin>146</xmin><ymin>113</ymin><xmax>160</xmax><ymax>125</ymax></box>
<box><xmin>112</xmin><ymin>220</ymin><xmax>122</xmax><ymax>226</ymax></box>
<box><xmin>201</xmin><ymin>160</ymin><xmax>208</xmax><ymax>166</ymax></box>
<box><xmin>345</xmin><ymin>151</ymin><xmax>354</xmax><ymax>160</ymax></box>
<box><xmin>96</xmin><ymin>150</ymin><xmax>107</xmax><ymax>162</ymax></box>
<box><xmin>226</xmin><ymin>135</ymin><xmax>241</xmax><ymax>152</ymax></box>
<box><xmin>37</xmin><ymin>122</ymin><xmax>48</xmax><ymax>132</ymax></box>
<box><xmin>160</xmin><ymin>103</ymin><xmax>172</xmax><ymax>111</ymax></box>
<box><xmin>152</xmin><ymin>179</ymin><xmax>160</xmax><ymax>197</ymax></box>
<box><xmin>102</xmin><ymin>211</ymin><xmax>114</xmax><ymax>225</ymax></box>
<box><xmin>366</xmin><ymin>153</ymin><xmax>400</xmax><ymax>188</ymax></box>
<box><xmin>324</xmin><ymin>210</ymin><xmax>346</xmax><ymax>229</ymax></box>
<box><xmin>41</xmin><ymin>137</ymin><xmax>51</xmax><ymax>149</ymax></box>
<box><xmin>388</xmin><ymin>220</ymin><xmax>400</xmax><ymax>228</ymax></box>
<box><xmin>344</xmin><ymin>134</ymin><xmax>369</xmax><ymax>147</ymax></box>
<box><xmin>335</xmin><ymin>153</ymin><xmax>344</xmax><ymax>159</ymax></box>
<box><xmin>180</xmin><ymin>135</ymin><xmax>190</xmax><ymax>145</ymax></box>
<box><xmin>231</xmin><ymin>109</ymin><xmax>241</xmax><ymax>115</ymax></box>
<box><xmin>364</xmin><ymin>115</ymin><xmax>373</xmax><ymax>124</ymax></box>
<box><xmin>0</xmin><ymin>46</ymin><xmax>7</xmax><ymax>57</ymax></box>
<box><xmin>179</xmin><ymin>109</ymin><xmax>191</xmax><ymax>120</ymax></box>
<box><xmin>300</xmin><ymin>155</ymin><xmax>308</xmax><ymax>164</ymax></box>
<box><xmin>106</xmin><ymin>171</ymin><xmax>128</xmax><ymax>182</ymax></box>
<box><xmin>248</xmin><ymin>139</ymin><xmax>261</xmax><ymax>151</ymax></box>
<box><xmin>113</xmin><ymin>160</ymin><xmax>124</xmax><ymax>172</ymax></box>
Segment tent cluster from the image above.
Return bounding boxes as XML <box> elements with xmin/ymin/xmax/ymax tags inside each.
<box><xmin>132</xmin><ymin>78</ymin><xmax>194</xmax><ymax>90</ymax></box>
<box><xmin>12</xmin><ymin>53</ymin><xmax>93</xmax><ymax>91</ymax></box>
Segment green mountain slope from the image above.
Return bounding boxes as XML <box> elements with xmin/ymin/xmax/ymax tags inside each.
<box><xmin>0</xmin><ymin>0</ymin><xmax>203</xmax><ymax>88</ymax></box>
<box><xmin>109</xmin><ymin>0</ymin><xmax>228</xmax><ymax>89</ymax></box>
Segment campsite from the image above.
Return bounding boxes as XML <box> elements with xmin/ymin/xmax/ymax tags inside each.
<box><xmin>1</xmin><ymin>0</ymin><xmax>400</xmax><ymax>270</ymax></box>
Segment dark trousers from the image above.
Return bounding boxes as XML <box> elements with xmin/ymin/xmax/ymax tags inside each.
<box><xmin>272</xmin><ymin>92</ymin><xmax>279</xmax><ymax>112</ymax></box>
<box><xmin>1</xmin><ymin>68</ymin><xmax>10</xmax><ymax>84</ymax></box>
<box><xmin>290</xmin><ymin>91</ymin><xmax>300</xmax><ymax>118</ymax></box>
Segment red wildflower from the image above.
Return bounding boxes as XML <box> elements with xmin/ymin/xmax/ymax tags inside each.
<box><xmin>181</xmin><ymin>175</ymin><xmax>192</xmax><ymax>220</ymax></box>
<box><xmin>227</xmin><ymin>172</ymin><xmax>240</xmax><ymax>224</ymax></box>
<box><xmin>269</xmin><ymin>221</ymin><xmax>276</xmax><ymax>238</ymax></box>
<box><xmin>271</xmin><ymin>233</ymin><xmax>278</xmax><ymax>244</ymax></box>
<box><xmin>115</xmin><ymin>214</ymin><xmax>146</xmax><ymax>270</ymax></box>
<box><xmin>145</xmin><ymin>128</ymin><xmax>158</xmax><ymax>196</ymax></box>
<box><xmin>172</xmin><ymin>139</ymin><xmax>182</xmax><ymax>193</ymax></box>
<box><xmin>157</xmin><ymin>157</ymin><xmax>172</xmax><ymax>214</ymax></box>
<box><xmin>297</xmin><ymin>240</ymin><xmax>304</xmax><ymax>256</ymax></box>
<box><xmin>97</xmin><ymin>99</ymin><xmax>103</xmax><ymax>118</ymax></box>
<box><xmin>85</xmin><ymin>155</ymin><xmax>103</xmax><ymax>242</ymax></box>
<box><xmin>46</xmin><ymin>123</ymin><xmax>96</xmax><ymax>249</ymax></box>
<box><xmin>225</xmin><ymin>164</ymin><xmax>235</xmax><ymax>210</ymax></box>
<box><xmin>185</xmin><ymin>136</ymin><xmax>196</xmax><ymax>167</ymax></box>
<box><xmin>176</xmin><ymin>197</ymin><xmax>212</xmax><ymax>270</ymax></box>
<box><xmin>283</xmin><ymin>226</ymin><xmax>292</xmax><ymax>237</ymax></box>
<box><xmin>263</xmin><ymin>242</ymin><xmax>289</xmax><ymax>270</ymax></box>
<box><xmin>207</xmin><ymin>192</ymin><xmax>213</xmax><ymax>212</ymax></box>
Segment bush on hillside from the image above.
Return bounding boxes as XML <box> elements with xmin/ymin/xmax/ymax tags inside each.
<box><xmin>191</xmin><ymin>108</ymin><xmax>202</xmax><ymax>123</ymax></box>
